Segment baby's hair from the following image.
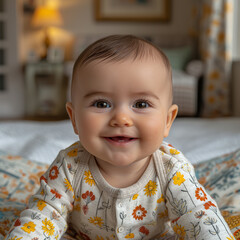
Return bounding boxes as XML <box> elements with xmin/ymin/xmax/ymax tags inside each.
<box><xmin>71</xmin><ymin>35</ymin><xmax>173</xmax><ymax>102</ymax></box>
<box><xmin>73</xmin><ymin>35</ymin><xmax>171</xmax><ymax>69</ymax></box>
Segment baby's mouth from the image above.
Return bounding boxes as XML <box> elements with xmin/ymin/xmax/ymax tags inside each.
<box><xmin>105</xmin><ymin>136</ymin><xmax>137</xmax><ymax>143</ymax></box>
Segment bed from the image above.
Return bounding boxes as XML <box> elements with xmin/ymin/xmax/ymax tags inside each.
<box><xmin>0</xmin><ymin>117</ymin><xmax>240</xmax><ymax>239</ymax></box>
<box><xmin>1</xmin><ymin>34</ymin><xmax>240</xmax><ymax>239</ymax></box>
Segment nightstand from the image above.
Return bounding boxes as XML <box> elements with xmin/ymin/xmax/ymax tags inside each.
<box><xmin>25</xmin><ymin>61</ymin><xmax>67</xmax><ymax>117</ymax></box>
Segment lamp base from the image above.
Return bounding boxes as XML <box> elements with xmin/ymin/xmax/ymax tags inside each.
<box><xmin>41</xmin><ymin>28</ymin><xmax>51</xmax><ymax>60</ymax></box>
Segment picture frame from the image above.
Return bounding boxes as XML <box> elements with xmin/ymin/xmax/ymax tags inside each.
<box><xmin>95</xmin><ymin>0</ymin><xmax>170</xmax><ymax>22</ymax></box>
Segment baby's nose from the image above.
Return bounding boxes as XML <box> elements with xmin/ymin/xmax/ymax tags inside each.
<box><xmin>109</xmin><ymin>112</ymin><xmax>133</xmax><ymax>127</ymax></box>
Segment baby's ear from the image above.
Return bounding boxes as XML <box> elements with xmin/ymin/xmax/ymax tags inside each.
<box><xmin>66</xmin><ymin>102</ymin><xmax>78</xmax><ymax>135</ymax></box>
<box><xmin>164</xmin><ymin>104</ymin><xmax>178</xmax><ymax>138</ymax></box>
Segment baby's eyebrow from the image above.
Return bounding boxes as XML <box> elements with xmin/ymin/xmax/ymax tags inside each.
<box><xmin>83</xmin><ymin>91</ymin><xmax>112</xmax><ymax>99</ymax></box>
<box><xmin>83</xmin><ymin>91</ymin><xmax>159</xmax><ymax>100</ymax></box>
<box><xmin>131</xmin><ymin>92</ymin><xmax>160</xmax><ymax>100</ymax></box>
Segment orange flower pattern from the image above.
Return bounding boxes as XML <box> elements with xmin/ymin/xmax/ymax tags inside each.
<box><xmin>50</xmin><ymin>189</ymin><xmax>62</xmax><ymax>200</ymax></box>
<box><xmin>132</xmin><ymin>205</ymin><xmax>147</xmax><ymax>221</ymax></box>
<box><xmin>204</xmin><ymin>201</ymin><xmax>216</xmax><ymax>210</ymax></box>
<box><xmin>3</xmin><ymin>141</ymin><xmax>235</xmax><ymax>239</ymax></box>
<box><xmin>195</xmin><ymin>187</ymin><xmax>207</xmax><ymax>201</ymax></box>
<box><xmin>82</xmin><ymin>190</ymin><xmax>95</xmax><ymax>215</ymax></box>
<box><xmin>49</xmin><ymin>166</ymin><xmax>59</xmax><ymax>180</ymax></box>
<box><xmin>139</xmin><ymin>226</ymin><xmax>149</xmax><ymax>236</ymax></box>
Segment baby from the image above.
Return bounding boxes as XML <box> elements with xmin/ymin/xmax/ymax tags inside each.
<box><xmin>5</xmin><ymin>35</ymin><xmax>234</xmax><ymax>240</ymax></box>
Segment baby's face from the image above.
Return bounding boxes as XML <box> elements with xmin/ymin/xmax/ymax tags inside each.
<box><xmin>67</xmin><ymin>57</ymin><xmax>178</xmax><ymax>168</ymax></box>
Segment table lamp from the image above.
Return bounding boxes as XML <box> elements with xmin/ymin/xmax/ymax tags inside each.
<box><xmin>31</xmin><ymin>6</ymin><xmax>63</xmax><ymax>59</ymax></box>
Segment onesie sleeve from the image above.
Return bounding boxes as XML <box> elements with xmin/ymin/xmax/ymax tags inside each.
<box><xmin>163</xmin><ymin>145</ymin><xmax>235</xmax><ymax>239</ymax></box>
<box><xmin>4</xmin><ymin>145</ymin><xmax>78</xmax><ymax>240</ymax></box>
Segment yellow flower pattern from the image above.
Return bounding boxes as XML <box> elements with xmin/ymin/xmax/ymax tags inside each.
<box><xmin>67</xmin><ymin>148</ymin><xmax>78</xmax><ymax>157</ymax></box>
<box><xmin>157</xmin><ymin>194</ymin><xmax>165</xmax><ymax>204</ymax></box>
<box><xmin>42</xmin><ymin>218</ymin><xmax>55</xmax><ymax>236</ymax></box>
<box><xmin>144</xmin><ymin>180</ymin><xmax>157</xmax><ymax>197</ymax></box>
<box><xmin>88</xmin><ymin>216</ymin><xmax>104</xmax><ymax>227</ymax></box>
<box><xmin>84</xmin><ymin>170</ymin><xmax>96</xmax><ymax>186</ymax></box>
<box><xmin>21</xmin><ymin>221</ymin><xmax>36</xmax><ymax>234</ymax></box>
<box><xmin>173</xmin><ymin>224</ymin><xmax>186</xmax><ymax>238</ymax></box>
<box><xmin>158</xmin><ymin>209</ymin><xmax>168</xmax><ymax>219</ymax></box>
<box><xmin>170</xmin><ymin>148</ymin><xmax>180</xmax><ymax>155</ymax></box>
<box><xmin>8</xmin><ymin>237</ymin><xmax>22</xmax><ymax>240</ymax></box>
<box><xmin>132</xmin><ymin>194</ymin><xmax>139</xmax><ymax>200</ymax></box>
<box><xmin>64</xmin><ymin>178</ymin><xmax>74</xmax><ymax>192</ymax></box>
<box><xmin>37</xmin><ymin>200</ymin><xmax>46</xmax><ymax>211</ymax></box>
<box><xmin>124</xmin><ymin>233</ymin><xmax>134</xmax><ymax>238</ymax></box>
<box><xmin>173</xmin><ymin>172</ymin><xmax>186</xmax><ymax>186</ymax></box>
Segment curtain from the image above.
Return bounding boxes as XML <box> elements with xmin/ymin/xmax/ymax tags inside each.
<box><xmin>199</xmin><ymin>0</ymin><xmax>233</xmax><ymax>117</ymax></box>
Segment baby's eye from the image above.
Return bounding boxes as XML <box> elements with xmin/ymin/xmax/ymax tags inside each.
<box><xmin>133</xmin><ymin>100</ymin><xmax>150</xmax><ymax>109</ymax></box>
<box><xmin>93</xmin><ymin>100</ymin><xmax>111</xmax><ymax>108</ymax></box>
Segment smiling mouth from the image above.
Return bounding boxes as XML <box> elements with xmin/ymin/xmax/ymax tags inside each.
<box><xmin>104</xmin><ymin>136</ymin><xmax>137</xmax><ymax>143</ymax></box>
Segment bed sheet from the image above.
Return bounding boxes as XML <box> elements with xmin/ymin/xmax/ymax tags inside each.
<box><xmin>0</xmin><ymin>120</ymin><xmax>78</xmax><ymax>165</ymax></box>
<box><xmin>0</xmin><ymin>117</ymin><xmax>240</xmax><ymax>165</ymax></box>
<box><xmin>166</xmin><ymin>117</ymin><xmax>240</xmax><ymax>164</ymax></box>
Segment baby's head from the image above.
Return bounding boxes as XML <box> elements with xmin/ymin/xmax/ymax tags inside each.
<box><xmin>66</xmin><ymin>35</ymin><xmax>178</xmax><ymax>167</ymax></box>
<box><xmin>71</xmin><ymin>35</ymin><xmax>173</xmax><ymax>103</ymax></box>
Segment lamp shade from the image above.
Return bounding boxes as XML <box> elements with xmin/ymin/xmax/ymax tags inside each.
<box><xmin>31</xmin><ymin>6</ymin><xmax>63</xmax><ymax>28</ymax></box>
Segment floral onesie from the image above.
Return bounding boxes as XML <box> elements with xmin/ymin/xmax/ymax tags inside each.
<box><xmin>5</xmin><ymin>141</ymin><xmax>234</xmax><ymax>240</ymax></box>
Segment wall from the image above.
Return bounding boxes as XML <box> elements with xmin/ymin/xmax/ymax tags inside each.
<box><xmin>20</xmin><ymin>0</ymin><xmax>195</xmax><ymax>61</ymax></box>
<box><xmin>61</xmin><ymin>0</ymin><xmax>193</xmax><ymax>36</ymax></box>
<box><xmin>0</xmin><ymin>1</ymin><xmax>25</xmax><ymax>119</ymax></box>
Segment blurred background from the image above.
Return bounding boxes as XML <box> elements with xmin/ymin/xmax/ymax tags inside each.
<box><xmin>1</xmin><ymin>4</ymin><xmax>240</xmax><ymax>237</ymax></box>
<box><xmin>0</xmin><ymin>0</ymin><xmax>239</xmax><ymax>120</ymax></box>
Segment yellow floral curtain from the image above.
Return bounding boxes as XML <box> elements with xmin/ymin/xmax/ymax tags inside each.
<box><xmin>199</xmin><ymin>0</ymin><xmax>233</xmax><ymax>117</ymax></box>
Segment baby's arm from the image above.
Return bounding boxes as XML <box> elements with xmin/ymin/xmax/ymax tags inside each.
<box><xmin>4</xmin><ymin>149</ymin><xmax>76</xmax><ymax>240</ymax></box>
<box><xmin>165</xmin><ymin>159</ymin><xmax>234</xmax><ymax>239</ymax></box>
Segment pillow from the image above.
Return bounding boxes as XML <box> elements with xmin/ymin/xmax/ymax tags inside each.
<box><xmin>194</xmin><ymin>149</ymin><xmax>240</xmax><ymax>239</ymax></box>
<box><xmin>0</xmin><ymin>151</ymin><xmax>49</xmax><ymax>238</ymax></box>
<box><xmin>161</xmin><ymin>46</ymin><xmax>192</xmax><ymax>70</ymax></box>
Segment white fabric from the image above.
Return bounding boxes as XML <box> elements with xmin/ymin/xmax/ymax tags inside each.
<box><xmin>166</xmin><ymin>117</ymin><xmax>240</xmax><ymax>164</ymax></box>
<box><xmin>0</xmin><ymin>118</ymin><xmax>240</xmax><ymax>165</ymax></box>
<box><xmin>0</xmin><ymin>120</ymin><xmax>78</xmax><ymax>164</ymax></box>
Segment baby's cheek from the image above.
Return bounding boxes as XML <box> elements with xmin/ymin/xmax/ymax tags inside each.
<box><xmin>139</xmin><ymin>117</ymin><xmax>165</xmax><ymax>146</ymax></box>
<box><xmin>78</xmin><ymin>112</ymin><xmax>105</xmax><ymax>138</ymax></box>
